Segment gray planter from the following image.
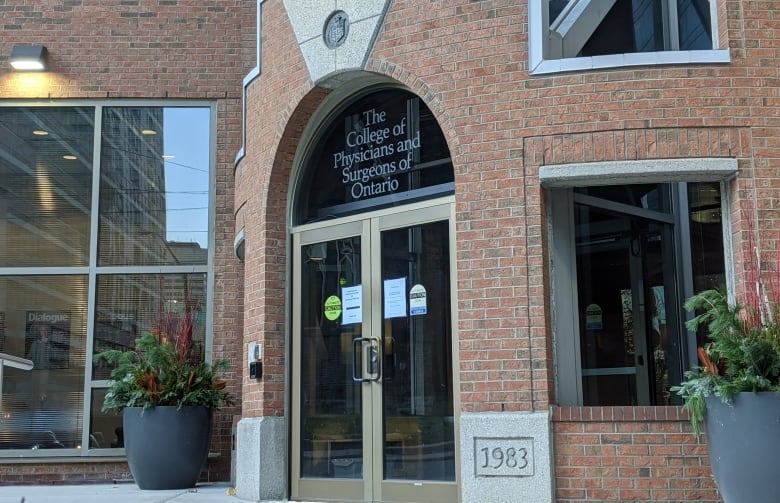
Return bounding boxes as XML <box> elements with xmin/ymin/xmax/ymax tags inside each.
<box><xmin>705</xmin><ymin>392</ymin><xmax>780</xmax><ymax>502</ymax></box>
<box><xmin>123</xmin><ymin>406</ymin><xmax>212</xmax><ymax>490</ymax></box>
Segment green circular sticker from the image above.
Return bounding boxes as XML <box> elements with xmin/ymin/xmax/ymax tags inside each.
<box><xmin>324</xmin><ymin>295</ymin><xmax>342</xmax><ymax>321</ymax></box>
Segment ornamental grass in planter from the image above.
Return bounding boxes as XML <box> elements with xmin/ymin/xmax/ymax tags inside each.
<box><xmin>95</xmin><ymin>309</ymin><xmax>233</xmax><ymax>490</ymax></box>
<box><xmin>673</xmin><ymin>247</ymin><xmax>780</xmax><ymax>502</ymax></box>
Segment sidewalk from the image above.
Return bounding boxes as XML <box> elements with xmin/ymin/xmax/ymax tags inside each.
<box><xmin>0</xmin><ymin>483</ymin><xmax>254</xmax><ymax>503</ymax></box>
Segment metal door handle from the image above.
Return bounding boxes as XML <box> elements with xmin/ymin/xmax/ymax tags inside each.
<box><xmin>368</xmin><ymin>341</ymin><xmax>380</xmax><ymax>382</ymax></box>
<box><xmin>352</xmin><ymin>338</ymin><xmax>369</xmax><ymax>382</ymax></box>
<box><xmin>352</xmin><ymin>338</ymin><xmax>381</xmax><ymax>382</ymax></box>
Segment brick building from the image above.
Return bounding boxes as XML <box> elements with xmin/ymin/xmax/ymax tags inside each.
<box><xmin>0</xmin><ymin>0</ymin><xmax>251</xmax><ymax>487</ymax></box>
<box><xmin>1</xmin><ymin>1</ymin><xmax>777</xmax><ymax>502</ymax></box>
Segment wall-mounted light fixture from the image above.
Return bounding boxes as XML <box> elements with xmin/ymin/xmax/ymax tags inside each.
<box><xmin>9</xmin><ymin>45</ymin><xmax>48</xmax><ymax>71</ymax></box>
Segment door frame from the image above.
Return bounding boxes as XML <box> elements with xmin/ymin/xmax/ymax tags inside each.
<box><xmin>290</xmin><ymin>197</ymin><xmax>460</xmax><ymax>503</ymax></box>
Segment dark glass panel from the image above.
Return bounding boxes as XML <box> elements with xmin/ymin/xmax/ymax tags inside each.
<box><xmin>0</xmin><ymin>107</ymin><xmax>94</xmax><ymax>267</ymax></box>
<box><xmin>688</xmin><ymin>182</ymin><xmax>725</xmax><ymax>349</ymax></box>
<box><xmin>575</xmin><ymin>184</ymin><xmax>671</xmax><ymax>213</ymax></box>
<box><xmin>582</xmin><ymin>374</ymin><xmax>637</xmax><ymax>406</ymax></box>
<box><xmin>581</xmin><ymin>0</ymin><xmax>660</xmax><ymax>56</ymax></box>
<box><xmin>575</xmin><ymin>196</ymin><xmax>681</xmax><ymax>406</ymax></box>
<box><xmin>295</xmin><ymin>90</ymin><xmax>453</xmax><ymax>224</ymax></box>
<box><xmin>381</xmin><ymin>221</ymin><xmax>455</xmax><ymax>481</ymax></box>
<box><xmin>89</xmin><ymin>388</ymin><xmax>123</xmax><ymax>449</ymax></box>
<box><xmin>577</xmin><ymin>0</ymin><xmax>713</xmax><ymax>57</ymax></box>
<box><xmin>549</xmin><ymin>0</ymin><xmax>569</xmax><ymax>22</ymax></box>
<box><xmin>300</xmin><ymin>237</ymin><xmax>363</xmax><ymax>479</ymax></box>
<box><xmin>678</xmin><ymin>0</ymin><xmax>713</xmax><ymax>50</ymax></box>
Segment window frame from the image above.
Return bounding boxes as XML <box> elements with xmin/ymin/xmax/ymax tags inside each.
<box><xmin>529</xmin><ymin>0</ymin><xmax>730</xmax><ymax>75</ymax></box>
<box><xmin>543</xmin><ymin>158</ymin><xmax>737</xmax><ymax>406</ymax></box>
<box><xmin>0</xmin><ymin>100</ymin><xmax>216</xmax><ymax>457</ymax></box>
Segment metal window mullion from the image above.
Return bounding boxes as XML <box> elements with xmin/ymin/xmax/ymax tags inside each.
<box><xmin>709</xmin><ymin>0</ymin><xmax>720</xmax><ymax>48</ymax></box>
<box><xmin>205</xmin><ymin>103</ymin><xmax>217</xmax><ymax>363</ymax></box>
<box><xmin>94</xmin><ymin>265</ymin><xmax>209</xmax><ymax>275</ymax></box>
<box><xmin>674</xmin><ymin>183</ymin><xmax>697</xmax><ymax>369</ymax></box>
<box><xmin>82</xmin><ymin>105</ymin><xmax>103</xmax><ymax>455</ymax></box>
<box><xmin>664</xmin><ymin>0</ymin><xmax>680</xmax><ymax>50</ymax></box>
<box><xmin>573</xmin><ymin>192</ymin><xmax>676</xmax><ymax>224</ymax></box>
<box><xmin>630</xmin><ymin>237</ymin><xmax>650</xmax><ymax>405</ymax></box>
<box><xmin>0</xmin><ymin>267</ymin><xmax>90</xmax><ymax>275</ymax></box>
<box><xmin>551</xmin><ymin>188</ymin><xmax>583</xmax><ymax>405</ymax></box>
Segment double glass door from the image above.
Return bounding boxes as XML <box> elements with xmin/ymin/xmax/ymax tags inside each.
<box><xmin>291</xmin><ymin>204</ymin><xmax>456</xmax><ymax>503</ymax></box>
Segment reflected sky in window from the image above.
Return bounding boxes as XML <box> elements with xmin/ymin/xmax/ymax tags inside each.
<box><xmin>162</xmin><ymin>108</ymin><xmax>209</xmax><ymax>249</ymax></box>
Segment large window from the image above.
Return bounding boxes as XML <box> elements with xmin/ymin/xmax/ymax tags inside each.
<box><xmin>550</xmin><ymin>181</ymin><xmax>727</xmax><ymax>406</ymax></box>
<box><xmin>530</xmin><ymin>0</ymin><xmax>729</xmax><ymax>74</ymax></box>
<box><xmin>0</xmin><ymin>104</ymin><xmax>213</xmax><ymax>455</ymax></box>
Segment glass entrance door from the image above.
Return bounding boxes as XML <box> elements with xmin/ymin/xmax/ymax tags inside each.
<box><xmin>291</xmin><ymin>204</ymin><xmax>457</xmax><ymax>503</ymax></box>
<box><xmin>574</xmin><ymin>186</ymin><xmax>681</xmax><ymax>406</ymax></box>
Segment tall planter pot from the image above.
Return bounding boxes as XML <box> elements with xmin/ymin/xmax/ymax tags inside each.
<box><xmin>123</xmin><ymin>406</ymin><xmax>213</xmax><ymax>490</ymax></box>
<box><xmin>705</xmin><ymin>392</ymin><xmax>780</xmax><ymax>502</ymax></box>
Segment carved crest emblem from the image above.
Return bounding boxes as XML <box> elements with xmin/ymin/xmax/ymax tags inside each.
<box><xmin>324</xmin><ymin>11</ymin><xmax>349</xmax><ymax>49</ymax></box>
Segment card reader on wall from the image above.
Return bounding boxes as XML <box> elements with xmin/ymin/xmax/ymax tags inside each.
<box><xmin>249</xmin><ymin>360</ymin><xmax>262</xmax><ymax>380</ymax></box>
<box><xmin>248</xmin><ymin>342</ymin><xmax>263</xmax><ymax>380</ymax></box>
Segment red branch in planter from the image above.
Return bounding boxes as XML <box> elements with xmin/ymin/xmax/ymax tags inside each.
<box><xmin>152</xmin><ymin>308</ymin><xmax>195</xmax><ymax>363</ymax></box>
<box><xmin>742</xmin><ymin>212</ymin><xmax>780</xmax><ymax>332</ymax></box>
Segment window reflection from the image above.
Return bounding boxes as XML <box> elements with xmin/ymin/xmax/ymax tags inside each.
<box><xmin>92</xmin><ymin>273</ymin><xmax>207</xmax><ymax>381</ymax></box>
<box><xmin>98</xmin><ymin>107</ymin><xmax>210</xmax><ymax>266</ymax></box>
<box><xmin>0</xmin><ymin>104</ymin><xmax>213</xmax><ymax>456</ymax></box>
<box><xmin>689</xmin><ymin>182</ymin><xmax>725</xmax><ymax>349</ymax></box>
<box><xmin>0</xmin><ymin>107</ymin><xmax>94</xmax><ymax>267</ymax></box>
<box><xmin>90</xmin><ymin>389</ymin><xmax>123</xmax><ymax>449</ymax></box>
<box><xmin>548</xmin><ymin>0</ymin><xmax>713</xmax><ymax>57</ymax></box>
<box><xmin>575</xmin><ymin>184</ymin><xmax>671</xmax><ymax>212</ymax></box>
<box><xmin>570</xmin><ymin>182</ymin><xmax>725</xmax><ymax>406</ymax></box>
<box><xmin>0</xmin><ymin>276</ymin><xmax>87</xmax><ymax>450</ymax></box>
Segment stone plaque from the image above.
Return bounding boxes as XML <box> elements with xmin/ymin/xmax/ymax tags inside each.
<box><xmin>323</xmin><ymin>10</ymin><xmax>349</xmax><ymax>49</ymax></box>
<box><xmin>474</xmin><ymin>437</ymin><xmax>534</xmax><ymax>477</ymax></box>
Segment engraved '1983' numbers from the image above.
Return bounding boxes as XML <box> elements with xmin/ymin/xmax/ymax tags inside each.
<box><xmin>474</xmin><ymin>437</ymin><xmax>534</xmax><ymax>477</ymax></box>
<box><xmin>479</xmin><ymin>446</ymin><xmax>528</xmax><ymax>470</ymax></box>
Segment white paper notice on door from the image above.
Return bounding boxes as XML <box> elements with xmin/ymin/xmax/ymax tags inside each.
<box><xmin>341</xmin><ymin>285</ymin><xmax>362</xmax><ymax>325</ymax></box>
<box><xmin>384</xmin><ymin>277</ymin><xmax>407</xmax><ymax>319</ymax></box>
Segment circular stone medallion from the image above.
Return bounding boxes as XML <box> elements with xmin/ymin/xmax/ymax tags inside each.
<box><xmin>323</xmin><ymin>10</ymin><xmax>349</xmax><ymax>49</ymax></box>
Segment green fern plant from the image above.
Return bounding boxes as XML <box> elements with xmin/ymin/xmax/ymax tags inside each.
<box><xmin>95</xmin><ymin>311</ymin><xmax>232</xmax><ymax>413</ymax></box>
<box><xmin>673</xmin><ymin>288</ymin><xmax>780</xmax><ymax>436</ymax></box>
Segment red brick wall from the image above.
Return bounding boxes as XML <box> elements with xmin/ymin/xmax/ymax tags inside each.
<box><xmin>554</xmin><ymin>407</ymin><xmax>719</xmax><ymax>502</ymax></box>
<box><xmin>0</xmin><ymin>0</ymin><xmax>253</xmax><ymax>485</ymax></box>
<box><xmin>0</xmin><ymin>461</ymin><xmax>132</xmax><ymax>486</ymax></box>
<box><xmin>238</xmin><ymin>0</ymin><xmax>775</xmax><ymax>501</ymax></box>
<box><xmin>235</xmin><ymin>1</ymin><xmax>326</xmax><ymax>418</ymax></box>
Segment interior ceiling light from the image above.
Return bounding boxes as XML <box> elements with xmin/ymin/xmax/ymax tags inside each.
<box><xmin>141</xmin><ymin>129</ymin><xmax>157</xmax><ymax>135</ymax></box>
<box><xmin>32</xmin><ymin>130</ymin><xmax>49</xmax><ymax>136</ymax></box>
<box><xmin>63</xmin><ymin>155</ymin><xmax>77</xmax><ymax>160</ymax></box>
<box><xmin>9</xmin><ymin>45</ymin><xmax>48</xmax><ymax>71</ymax></box>
<box><xmin>162</xmin><ymin>155</ymin><xmax>175</xmax><ymax>159</ymax></box>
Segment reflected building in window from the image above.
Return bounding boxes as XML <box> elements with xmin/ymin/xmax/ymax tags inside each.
<box><xmin>100</xmin><ymin>108</ymin><xmax>171</xmax><ymax>266</ymax></box>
